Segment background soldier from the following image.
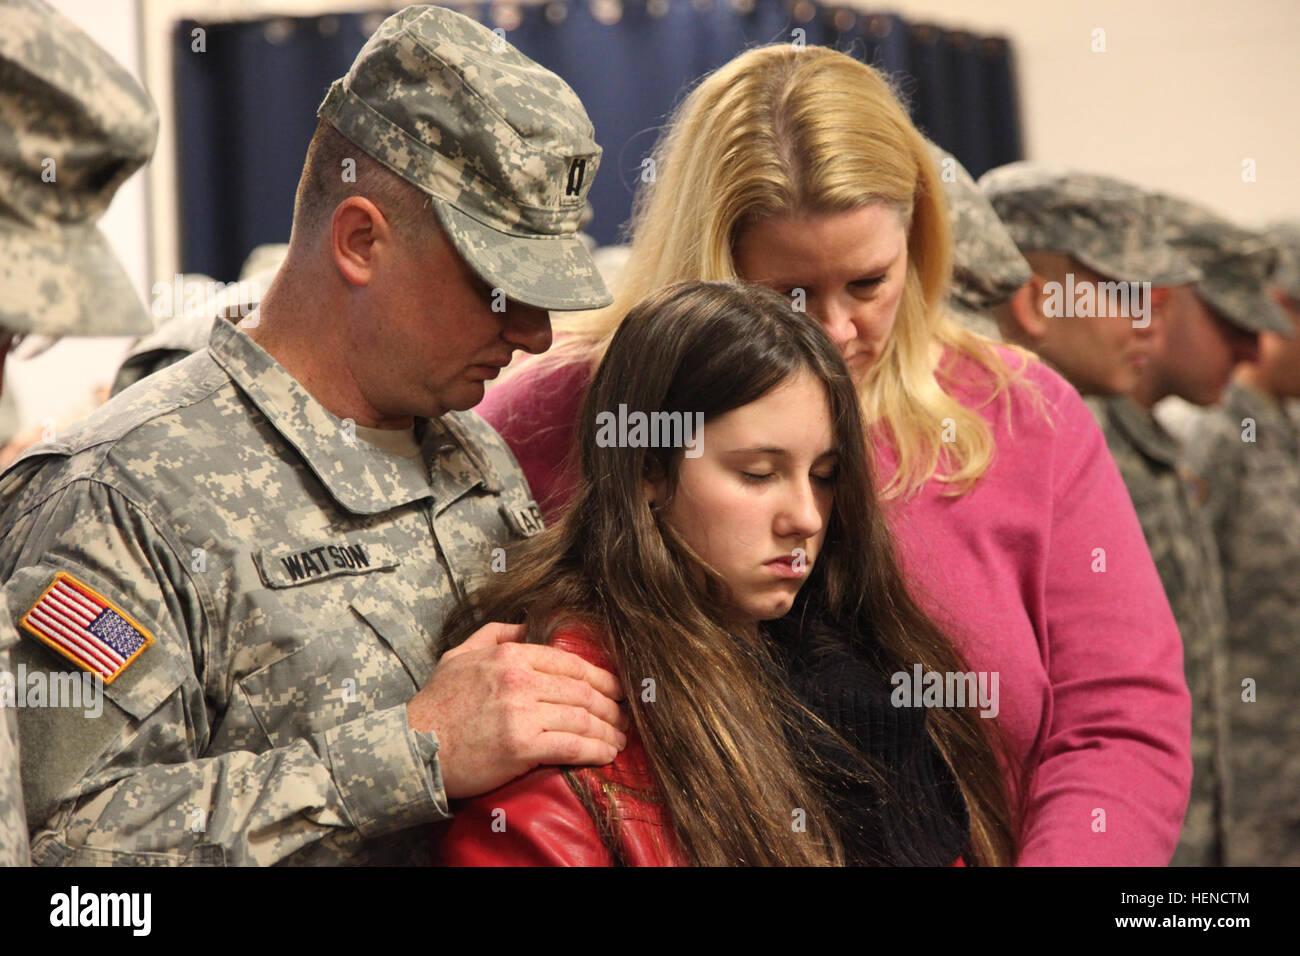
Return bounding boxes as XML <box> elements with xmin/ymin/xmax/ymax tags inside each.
<box><xmin>0</xmin><ymin>0</ymin><xmax>163</xmax><ymax>866</ymax></box>
<box><xmin>109</xmin><ymin>245</ymin><xmax>288</xmax><ymax>398</ymax></box>
<box><xmin>0</xmin><ymin>5</ymin><xmax>625</xmax><ymax>866</ymax></box>
<box><xmin>1183</xmin><ymin>213</ymin><xmax>1300</xmax><ymax>867</ymax></box>
<box><xmin>1265</xmin><ymin>223</ymin><xmax>1300</xmax><ymax>434</ymax></box>
<box><xmin>980</xmin><ymin>163</ymin><xmax>1199</xmax><ymax>397</ymax></box>
<box><xmin>1094</xmin><ymin>196</ymin><xmax>1288</xmax><ymax>865</ymax></box>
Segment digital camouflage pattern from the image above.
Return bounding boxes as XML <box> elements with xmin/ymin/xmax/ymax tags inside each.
<box><xmin>930</xmin><ymin>144</ymin><xmax>1027</xmax><ymax>342</ymax></box>
<box><xmin>0</xmin><ymin>594</ymin><xmax>31</xmax><ymax>866</ymax></box>
<box><xmin>931</xmin><ymin>144</ymin><xmax>1030</xmax><ymax>319</ymax></box>
<box><xmin>318</xmin><ymin>5</ymin><xmax>610</xmax><ymax>312</ymax></box>
<box><xmin>0</xmin><ymin>0</ymin><xmax>157</xmax><ymax>337</ymax></box>
<box><xmin>979</xmin><ymin>163</ymin><xmax>1200</xmax><ymax>286</ymax></box>
<box><xmin>1183</xmin><ymin>381</ymin><xmax>1300</xmax><ymax>866</ymax></box>
<box><xmin>0</xmin><ymin>317</ymin><xmax>543</xmax><ymax>865</ymax></box>
<box><xmin>1265</xmin><ymin>222</ymin><xmax>1300</xmax><ymax>300</ymax></box>
<box><xmin>1156</xmin><ymin>195</ymin><xmax>1292</xmax><ymax>337</ymax></box>
<box><xmin>1089</xmin><ymin>396</ymin><xmax>1231</xmax><ymax>866</ymax></box>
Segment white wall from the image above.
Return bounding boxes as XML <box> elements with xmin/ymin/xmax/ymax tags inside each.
<box><xmin>876</xmin><ymin>0</ymin><xmax>1300</xmax><ymax>225</ymax></box>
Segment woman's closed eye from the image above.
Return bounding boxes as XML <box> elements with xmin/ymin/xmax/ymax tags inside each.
<box><xmin>741</xmin><ymin>470</ymin><xmax>837</xmax><ymax>485</ymax></box>
<box><xmin>851</xmin><ymin>275</ymin><xmax>887</xmax><ymax>291</ymax></box>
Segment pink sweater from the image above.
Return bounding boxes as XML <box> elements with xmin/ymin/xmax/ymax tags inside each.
<box><xmin>478</xmin><ymin>346</ymin><xmax>1192</xmax><ymax>866</ymax></box>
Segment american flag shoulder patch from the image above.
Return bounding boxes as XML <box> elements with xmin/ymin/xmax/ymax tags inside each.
<box><xmin>20</xmin><ymin>572</ymin><xmax>154</xmax><ymax>684</ymax></box>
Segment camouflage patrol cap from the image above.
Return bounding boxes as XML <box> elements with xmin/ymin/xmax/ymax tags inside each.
<box><xmin>0</xmin><ymin>0</ymin><xmax>158</xmax><ymax>338</ymax></box>
<box><xmin>947</xmin><ymin>301</ymin><xmax>1003</xmax><ymax>342</ymax></box>
<box><xmin>1265</xmin><ymin>222</ymin><xmax>1300</xmax><ymax>301</ymax></box>
<box><xmin>1156</xmin><ymin>195</ymin><xmax>1292</xmax><ymax>337</ymax></box>
<box><xmin>929</xmin><ymin>143</ymin><xmax>1030</xmax><ymax>313</ymax></box>
<box><xmin>979</xmin><ymin>162</ymin><xmax>1200</xmax><ymax>287</ymax></box>
<box><xmin>317</xmin><ymin>5</ymin><xmax>611</xmax><ymax>312</ymax></box>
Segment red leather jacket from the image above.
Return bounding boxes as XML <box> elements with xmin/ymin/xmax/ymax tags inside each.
<box><xmin>434</xmin><ymin>626</ymin><xmax>685</xmax><ymax>866</ymax></box>
<box><xmin>432</xmin><ymin>626</ymin><xmax>967</xmax><ymax>867</ymax></box>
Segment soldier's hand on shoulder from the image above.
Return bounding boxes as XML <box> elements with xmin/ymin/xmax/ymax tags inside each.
<box><xmin>408</xmin><ymin>622</ymin><xmax>628</xmax><ymax>799</ymax></box>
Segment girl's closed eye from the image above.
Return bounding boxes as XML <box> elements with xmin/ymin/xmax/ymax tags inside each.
<box><xmin>741</xmin><ymin>471</ymin><xmax>775</xmax><ymax>483</ymax></box>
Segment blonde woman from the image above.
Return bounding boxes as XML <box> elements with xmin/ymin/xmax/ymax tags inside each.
<box><xmin>479</xmin><ymin>45</ymin><xmax>1191</xmax><ymax>865</ymax></box>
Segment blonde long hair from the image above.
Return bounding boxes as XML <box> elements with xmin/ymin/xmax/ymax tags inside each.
<box><xmin>530</xmin><ymin>44</ymin><xmax>1030</xmax><ymax>498</ymax></box>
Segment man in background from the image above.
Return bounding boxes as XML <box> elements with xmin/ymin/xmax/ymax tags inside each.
<box><xmin>1097</xmin><ymin>196</ymin><xmax>1289</xmax><ymax>865</ymax></box>
<box><xmin>109</xmin><ymin>245</ymin><xmax>287</xmax><ymax>398</ymax></box>
<box><xmin>1183</xmin><ymin>214</ymin><xmax>1300</xmax><ymax>867</ymax></box>
<box><xmin>980</xmin><ymin>164</ymin><xmax>1197</xmax><ymax>398</ymax></box>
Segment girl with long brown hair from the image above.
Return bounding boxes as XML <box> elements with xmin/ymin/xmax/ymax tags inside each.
<box><xmin>435</xmin><ymin>280</ymin><xmax>1016</xmax><ymax>866</ymax></box>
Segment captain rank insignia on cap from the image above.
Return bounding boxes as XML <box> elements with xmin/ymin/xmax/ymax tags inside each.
<box><xmin>20</xmin><ymin>572</ymin><xmax>154</xmax><ymax>683</ymax></box>
<box><xmin>565</xmin><ymin>157</ymin><xmax>589</xmax><ymax>198</ymax></box>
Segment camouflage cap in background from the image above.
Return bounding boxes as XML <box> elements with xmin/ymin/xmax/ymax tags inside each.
<box><xmin>0</xmin><ymin>0</ymin><xmax>158</xmax><ymax>337</ymax></box>
<box><xmin>1265</xmin><ymin>222</ymin><xmax>1300</xmax><ymax>301</ymax></box>
<box><xmin>930</xmin><ymin>143</ymin><xmax>1029</xmax><ymax>341</ymax></box>
<box><xmin>932</xmin><ymin>144</ymin><xmax>1031</xmax><ymax>311</ymax></box>
<box><xmin>318</xmin><ymin>4</ymin><xmax>611</xmax><ymax>312</ymax></box>
<box><xmin>1155</xmin><ymin>195</ymin><xmax>1292</xmax><ymax>338</ymax></box>
<box><xmin>979</xmin><ymin>162</ymin><xmax>1200</xmax><ymax>287</ymax></box>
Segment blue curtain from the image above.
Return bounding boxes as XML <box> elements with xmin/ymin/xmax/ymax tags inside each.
<box><xmin>176</xmin><ymin>2</ymin><xmax>1022</xmax><ymax>281</ymax></box>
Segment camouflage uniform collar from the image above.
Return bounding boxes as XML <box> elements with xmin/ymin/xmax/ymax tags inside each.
<box><xmin>206</xmin><ymin>317</ymin><xmax>494</xmax><ymax>514</ymax></box>
<box><xmin>1106</xmin><ymin>395</ymin><xmax>1181</xmax><ymax>468</ymax></box>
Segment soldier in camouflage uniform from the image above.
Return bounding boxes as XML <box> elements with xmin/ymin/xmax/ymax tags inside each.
<box><xmin>979</xmin><ymin>163</ymin><xmax>1199</xmax><ymax>397</ymax></box>
<box><xmin>0</xmin><ymin>0</ymin><xmax>165</xmax><ymax>867</ymax></box>
<box><xmin>0</xmin><ymin>5</ymin><xmax>628</xmax><ymax>866</ymax></box>
<box><xmin>929</xmin><ymin>144</ymin><xmax>1030</xmax><ymax>342</ymax></box>
<box><xmin>1183</xmin><ymin>215</ymin><xmax>1300</xmax><ymax>867</ymax></box>
<box><xmin>1095</xmin><ymin>198</ymin><xmax>1289</xmax><ymax>866</ymax></box>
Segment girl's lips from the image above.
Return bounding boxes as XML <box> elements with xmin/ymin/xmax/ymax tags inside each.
<box><xmin>763</xmin><ymin>557</ymin><xmax>806</xmax><ymax>579</ymax></box>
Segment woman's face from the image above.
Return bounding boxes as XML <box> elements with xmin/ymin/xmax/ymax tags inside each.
<box><xmin>649</xmin><ymin>371</ymin><xmax>837</xmax><ymax>628</ymax></box>
<box><xmin>733</xmin><ymin>204</ymin><xmax>910</xmax><ymax>381</ymax></box>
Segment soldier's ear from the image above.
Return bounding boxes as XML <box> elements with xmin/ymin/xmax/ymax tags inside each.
<box><xmin>330</xmin><ymin>197</ymin><xmax>391</xmax><ymax>287</ymax></box>
<box><xmin>1007</xmin><ymin>276</ymin><xmax>1050</xmax><ymax>343</ymax></box>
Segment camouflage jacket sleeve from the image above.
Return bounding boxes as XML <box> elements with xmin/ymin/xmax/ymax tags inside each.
<box><xmin>0</xmin><ymin>603</ymin><xmax>32</xmax><ymax>866</ymax></box>
<box><xmin>1</xmin><ymin>475</ymin><xmax>446</xmax><ymax>866</ymax></box>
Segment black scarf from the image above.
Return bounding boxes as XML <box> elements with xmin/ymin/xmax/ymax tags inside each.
<box><xmin>773</xmin><ymin>623</ymin><xmax>972</xmax><ymax>866</ymax></box>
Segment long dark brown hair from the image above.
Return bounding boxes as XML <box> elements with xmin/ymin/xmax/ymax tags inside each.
<box><xmin>443</xmin><ymin>280</ymin><xmax>1020</xmax><ymax>865</ymax></box>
